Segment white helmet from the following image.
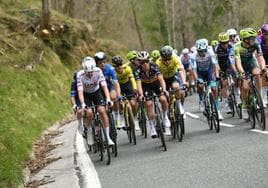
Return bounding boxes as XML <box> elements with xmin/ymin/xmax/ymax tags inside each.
<box><xmin>195</xmin><ymin>39</ymin><xmax>208</xmax><ymax>51</ymax></box>
<box><xmin>82</xmin><ymin>57</ymin><xmax>96</xmax><ymax>73</ymax></box>
<box><xmin>182</xmin><ymin>48</ymin><xmax>189</xmax><ymax>54</ymax></box>
<box><xmin>82</xmin><ymin>56</ymin><xmax>91</xmax><ymax>68</ymax></box>
<box><xmin>227</xmin><ymin>28</ymin><xmax>237</xmax><ymax>36</ymax></box>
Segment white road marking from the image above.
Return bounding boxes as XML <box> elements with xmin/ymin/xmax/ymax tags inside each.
<box><xmin>76</xmin><ymin>130</ymin><xmax>101</xmax><ymax>188</ymax></box>
<box><xmin>185</xmin><ymin>112</ymin><xmax>200</xmax><ymax>119</ymax></box>
<box><xmin>220</xmin><ymin>122</ymin><xmax>236</xmax><ymax>127</ymax></box>
<box><xmin>250</xmin><ymin>129</ymin><xmax>268</xmax><ymax>134</ymax></box>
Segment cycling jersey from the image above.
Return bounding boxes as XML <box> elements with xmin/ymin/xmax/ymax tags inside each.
<box><xmin>115</xmin><ymin>64</ymin><xmax>137</xmax><ymax>90</ymax></box>
<box><xmin>180</xmin><ymin>54</ymin><xmax>191</xmax><ymax>70</ymax></box>
<box><xmin>234</xmin><ymin>41</ymin><xmax>262</xmax><ymax>72</ymax></box>
<box><xmin>134</xmin><ymin>63</ymin><xmax>161</xmax><ymax>83</ymax></box>
<box><xmin>257</xmin><ymin>35</ymin><xmax>268</xmax><ymax>64</ymax></box>
<box><xmin>70</xmin><ymin>80</ymin><xmax>80</xmax><ymax>106</ymax></box>
<box><xmin>156</xmin><ymin>55</ymin><xmax>183</xmax><ymax>79</ymax></box>
<box><xmin>76</xmin><ymin>67</ymin><xmax>106</xmax><ymax>93</ymax></box>
<box><xmin>215</xmin><ymin>44</ymin><xmax>235</xmax><ymax>72</ymax></box>
<box><xmin>102</xmin><ymin>63</ymin><xmax>118</xmax><ymax>90</ymax></box>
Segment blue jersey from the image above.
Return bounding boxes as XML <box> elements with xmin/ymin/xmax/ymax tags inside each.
<box><xmin>103</xmin><ymin>63</ymin><xmax>118</xmax><ymax>89</ymax></box>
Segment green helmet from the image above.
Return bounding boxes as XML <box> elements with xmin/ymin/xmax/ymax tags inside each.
<box><xmin>151</xmin><ymin>50</ymin><xmax>160</xmax><ymax>59</ymax></box>
<box><xmin>218</xmin><ymin>32</ymin><xmax>229</xmax><ymax>43</ymax></box>
<box><xmin>210</xmin><ymin>40</ymin><xmax>219</xmax><ymax>46</ymax></box>
<box><xmin>127</xmin><ymin>50</ymin><xmax>139</xmax><ymax>61</ymax></box>
<box><xmin>239</xmin><ymin>28</ymin><xmax>257</xmax><ymax>40</ymax></box>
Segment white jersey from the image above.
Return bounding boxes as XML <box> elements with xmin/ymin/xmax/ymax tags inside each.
<box><xmin>76</xmin><ymin>67</ymin><xmax>106</xmax><ymax>93</ymax></box>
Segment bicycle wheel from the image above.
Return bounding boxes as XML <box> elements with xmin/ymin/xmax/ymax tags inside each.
<box><xmin>108</xmin><ymin>112</ymin><xmax>117</xmax><ymax>157</ymax></box>
<box><xmin>98</xmin><ymin>120</ymin><xmax>111</xmax><ymax>165</ymax></box>
<box><xmin>209</xmin><ymin>94</ymin><xmax>220</xmax><ymax>133</ymax></box>
<box><xmin>155</xmin><ymin>105</ymin><xmax>167</xmax><ymax>151</ymax></box>
<box><xmin>126</xmin><ymin>105</ymin><xmax>136</xmax><ymax>145</ymax></box>
<box><xmin>204</xmin><ymin>95</ymin><xmax>212</xmax><ymax>130</ymax></box>
<box><xmin>228</xmin><ymin>93</ymin><xmax>235</xmax><ymax>117</ymax></box>
<box><xmin>247</xmin><ymin>92</ymin><xmax>256</xmax><ymax>129</ymax></box>
<box><xmin>138</xmin><ymin>103</ymin><xmax>147</xmax><ymax>138</ymax></box>
<box><xmin>253</xmin><ymin>88</ymin><xmax>265</xmax><ymax>130</ymax></box>
<box><xmin>174</xmin><ymin>100</ymin><xmax>183</xmax><ymax>142</ymax></box>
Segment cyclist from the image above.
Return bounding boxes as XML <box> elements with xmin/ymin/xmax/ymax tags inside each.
<box><xmin>215</xmin><ymin>32</ymin><xmax>237</xmax><ymax>114</ymax></box>
<box><xmin>135</xmin><ymin>51</ymin><xmax>171</xmax><ymax>137</ymax></box>
<box><xmin>127</xmin><ymin>50</ymin><xmax>140</xmax><ymax>71</ymax></box>
<box><xmin>70</xmin><ymin>72</ymin><xmax>83</xmax><ymax>134</ymax></box>
<box><xmin>111</xmin><ymin>55</ymin><xmax>140</xmax><ymax>131</ymax></box>
<box><xmin>211</xmin><ymin>40</ymin><xmax>219</xmax><ymax>52</ymax></box>
<box><xmin>150</xmin><ymin>49</ymin><xmax>160</xmax><ymax>63</ymax></box>
<box><xmin>257</xmin><ymin>23</ymin><xmax>268</xmax><ymax>104</ymax></box>
<box><xmin>227</xmin><ymin>28</ymin><xmax>240</xmax><ymax>46</ymax></box>
<box><xmin>234</xmin><ymin>28</ymin><xmax>267</xmax><ymax>119</ymax></box>
<box><xmin>192</xmin><ymin>38</ymin><xmax>223</xmax><ymax>120</ymax></box>
<box><xmin>156</xmin><ymin>45</ymin><xmax>187</xmax><ymax>117</ymax></box>
<box><xmin>94</xmin><ymin>52</ymin><xmax>122</xmax><ymax>128</ymax></box>
<box><xmin>180</xmin><ymin>48</ymin><xmax>195</xmax><ymax>88</ymax></box>
<box><xmin>77</xmin><ymin>56</ymin><xmax>114</xmax><ymax>145</ymax></box>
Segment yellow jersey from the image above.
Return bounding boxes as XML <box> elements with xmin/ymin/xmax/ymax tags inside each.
<box><xmin>156</xmin><ymin>55</ymin><xmax>183</xmax><ymax>79</ymax></box>
<box><xmin>115</xmin><ymin>64</ymin><xmax>137</xmax><ymax>90</ymax></box>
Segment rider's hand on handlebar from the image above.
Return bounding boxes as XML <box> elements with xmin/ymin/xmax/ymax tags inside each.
<box><xmin>82</xmin><ymin>103</ymin><xmax>87</xmax><ymax>109</ymax></box>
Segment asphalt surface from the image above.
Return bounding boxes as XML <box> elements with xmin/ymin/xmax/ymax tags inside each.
<box><xmin>91</xmin><ymin>94</ymin><xmax>268</xmax><ymax>188</ymax></box>
<box><xmin>30</xmin><ymin>93</ymin><xmax>268</xmax><ymax>188</ymax></box>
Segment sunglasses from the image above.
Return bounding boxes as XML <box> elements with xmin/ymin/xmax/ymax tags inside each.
<box><xmin>114</xmin><ymin>64</ymin><xmax>123</xmax><ymax>67</ymax></box>
<box><xmin>230</xmin><ymin>35</ymin><xmax>236</xmax><ymax>38</ymax></box>
<box><xmin>163</xmin><ymin>58</ymin><xmax>171</xmax><ymax>61</ymax></box>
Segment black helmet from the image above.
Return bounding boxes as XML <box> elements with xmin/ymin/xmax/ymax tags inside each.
<box><xmin>111</xmin><ymin>55</ymin><xmax>123</xmax><ymax>66</ymax></box>
<box><xmin>160</xmin><ymin>45</ymin><xmax>173</xmax><ymax>59</ymax></box>
<box><xmin>94</xmin><ymin>51</ymin><xmax>106</xmax><ymax>62</ymax></box>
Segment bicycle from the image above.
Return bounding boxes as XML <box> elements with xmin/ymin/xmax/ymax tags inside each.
<box><xmin>145</xmin><ymin>92</ymin><xmax>167</xmax><ymax>151</ymax></box>
<box><xmin>200</xmin><ymin>81</ymin><xmax>220</xmax><ymax>133</ymax></box>
<box><xmin>84</xmin><ymin>104</ymin><xmax>112</xmax><ymax>165</ymax></box>
<box><xmin>168</xmin><ymin>88</ymin><xmax>186</xmax><ymax>142</ymax></box>
<box><xmin>243</xmin><ymin>73</ymin><xmax>266</xmax><ymax>131</ymax></box>
<box><xmin>137</xmin><ymin>100</ymin><xmax>147</xmax><ymax>138</ymax></box>
<box><xmin>120</xmin><ymin>95</ymin><xmax>137</xmax><ymax>145</ymax></box>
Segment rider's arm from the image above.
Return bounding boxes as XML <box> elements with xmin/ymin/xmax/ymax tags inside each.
<box><xmin>127</xmin><ymin>66</ymin><xmax>137</xmax><ymax>90</ymax></box>
<box><xmin>76</xmin><ymin>72</ymin><xmax>86</xmax><ymax>105</ymax></box>
<box><xmin>136</xmin><ymin>79</ymin><xmax>144</xmax><ymax>97</ymax></box>
<box><xmin>255</xmin><ymin>42</ymin><xmax>266</xmax><ymax>70</ymax></box>
<box><xmin>175</xmin><ymin>56</ymin><xmax>186</xmax><ymax>84</ymax></box>
<box><xmin>229</xmin><ymin>47</ymin><xmax>237</xmax><ymax>73</ymax></box>
<box><xmin>157</xmin><ymin>74</ymin><xmax>167</xmax><ymax>92</ymax></box>
<box><xmin>101</xmin><ymin>81</ymin><xmax>111</xmax><ymax>101</ymax></box>
<box><xmin>234</xmin><ymin>46</ymin><xmax>244</xmax><ymax>73</ymax></box>
<box><xmin>110</xmin><ymin>66</ymin><xmax>122</xmax><ymax>97</ymax></box>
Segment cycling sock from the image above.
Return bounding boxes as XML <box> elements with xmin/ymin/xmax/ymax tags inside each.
<box><xmin>215</xmin><ymin>98</ymin><xmax>220</xmax><ymax>110</ymax></box>
<box><xmin>105</xmin><ymin>127</ymin><xmax>110</xmax><ymax>139</ymax></box>
<box><xmin>163</xmin><ymin>111</ymin><xmax>168</xmax><ymax>118</ymax></box>
<box><xmin>115</xmin><ymin>110</ymin><xmax>120</xmax><ymax>120</ymax></box>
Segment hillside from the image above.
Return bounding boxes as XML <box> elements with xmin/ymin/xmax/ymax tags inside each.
<box><xmin>0</xmin><ymin>1</ymin><xmax>126</xmax><ymax>187</ymax></box>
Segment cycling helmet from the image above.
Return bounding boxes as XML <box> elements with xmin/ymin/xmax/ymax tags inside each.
<box><xmin>94</xmin><ymin>51</ymin><xmax>106</xmax><ymax>62</ymax></box>
<box><xmin>210</xmin><ymin>40</ymin><xmax>219</xmax><ymax>46</ymax></box>
<box><xmin>137</xmin><ymin>51</ymin><xmax>150</xmax><ymax>61</ymax></box>
<box><xmin>182</xmin><ymin>48</ymin><xmax>189</xmax><ymax>54</ymax></box>
<box><xmin>261</xmin><ymin>23</ymin><xmax>268</xmax><ymax>34</ymax></box>
<box><xmin>111</xmin><ymin>55</ymin><xmax>123</xmax><ymax>66</ymax></box>
<box><xmin>195</xmin><ymin>39</ymin><xmax>208</xmax><ymax>51</ymax></box>
<box><xmin>227</xmin><ymin>28</ymin><xmax>237</xmax><ymax>36</ymax></box>
<box><xmin>127</xmin><ymin>50</ymin><xmax>139</xmax><ymax>61</ymax></box>
<box><xmin>218</xmin><ymin>32</ymin><xmax>229</xmax><ymax>42</ymax></box>
<box><xmin>83</xmin><ymin>57</ymin><xmax>96</xmax><ymax>73</ymax></box>
<box><xmin>239</xmin><ymin>28</ymin><xmax>257</xmax><ymax>40</ymax></box>
<box><xmin>160</xmin><ymin>45</ymin><xmax>173</xmax><ymax>59</ymax></box>
<box><xmin>151</xmin><ymin>50</ymin><xmax>160</xmax><ymax>59</ymax></box>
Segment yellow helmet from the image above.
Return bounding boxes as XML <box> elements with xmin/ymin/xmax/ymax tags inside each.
<box><xmin>218</xmin><ymin>32</ymin><xmax>229</xmax><ymax>42</ymax></box>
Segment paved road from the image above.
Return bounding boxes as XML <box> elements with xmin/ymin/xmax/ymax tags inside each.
<box><xmin>91</xmin><ymin>94</ymin><xmax>268</xmax><ymax>188</ymax></box>
<box><xmin>31</xmin><ymin>93</ymin><xmax>268</xmax><ymax>188</ymax></box>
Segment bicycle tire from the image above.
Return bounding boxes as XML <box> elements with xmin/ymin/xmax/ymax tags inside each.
<box><xmin>174</xmin><ymin>100</ymin><xmax>183</xmax><ymax>142</ymax></box>
<box><xmin>155</xmin><ymin>105</ymin><xmax>167</xmax><ymax>151</ymax></box>
<box><xmin>209</xmin><ymin>94</ymin><xmax>220</xmax><ymax>133</ymax></box>
<box><xmin>98</xmin><ymin>120</ymin><xmax>111</xmax><ymax>165</ymax></box>
<box><xmin>108</xmin><ymin>112</ymin><xmax>117</xmax><ymax>157</ymax></box>
<box><xmin>169</xmin><ymin>99</ymin><xmax>176</xmax><ymax>139</ymax></box>
<box><xmin>204</xmin><ymin>94</ymin><xmax>213</xmax><ymax>130</ymax></box>
<box><xmin>228</xmin><ymin>93</ymin><xmax>235</xmax><ymax>117</ymax></box>
<box><xmin>139</xmin><ymin>103</ymin><xmax>147</xmax><ymax>138</ymax></box>
<box><xmin>253</xmin><ymin>88</ymin><xmax>265</xmax><ymax>130</ymax></box>
<box><xmin>127</xmin><ymin>105</ymin><xmax>136</xmax><ymax>145</ymax></box>
<box><xmin>247</xmin><ymin>92</ymin><xmax>256</xmax><ymax>129</ymax></box>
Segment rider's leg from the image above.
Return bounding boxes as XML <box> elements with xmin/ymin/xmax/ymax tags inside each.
<box><xmin>145</xmin><ymin>100</ymin><xmax>157</xmax><ymax>138</ymax></box>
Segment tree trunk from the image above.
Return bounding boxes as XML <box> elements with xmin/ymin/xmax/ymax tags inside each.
<box><xmin>164</xmin><ymin>0</ymin><xmax>171</xmax><ymax>45</ymax></box>
<box><xmin>64</xmin><ymin>0</ymin><xmax>74</xmax><ymax>17</ymax></box>
<box><xmin>42</xmin><ymin>0</ymin><xmax>50</xmax><ymax>29</ymax></box>
<box><xmin>131</xmin><ymin>1</ymin><xmax>144</xmax><ymax>50</ymax></box>
<box><xmin>172</xmin><ymin>0</ymin><xmax>176</xmax><ymax>48</ymax></box>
